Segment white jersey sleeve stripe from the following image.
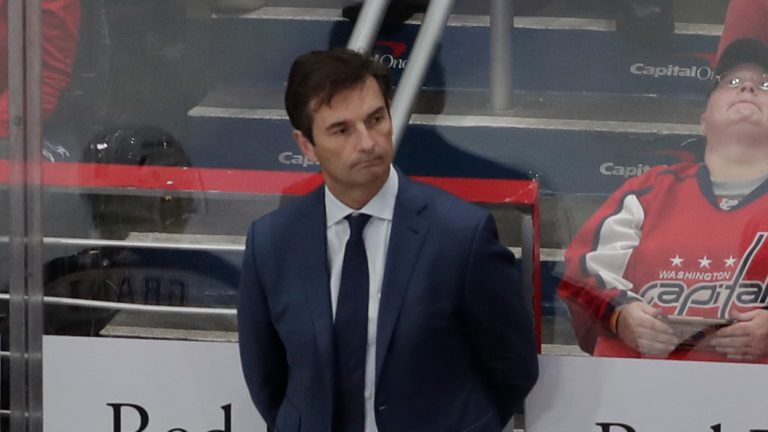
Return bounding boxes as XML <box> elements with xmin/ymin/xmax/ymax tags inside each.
<box><xmin>584</xmin><ymin>193</ymin><xmax>645</xmax><ymax>300</ymax></box>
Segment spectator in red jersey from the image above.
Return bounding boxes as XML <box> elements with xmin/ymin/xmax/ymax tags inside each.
<box><xmin>558</xmin><ymin>38</ymin><xmax>768</xmax><ymax>363</ymax></box>
<box><xmin>717</xmin><ymin>0</ymin><xmax>768</xmax><ymax>63</ymax></box>
<box><xmin>0</xmin><ymin>0</ymin><xmax>80</xmax><ymax>140</ymax></box>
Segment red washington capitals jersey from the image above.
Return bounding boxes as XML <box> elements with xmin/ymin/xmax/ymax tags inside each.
<box><xmin>558</xmin><ymin>163</ymin><xmax>768</xmax><ymax>359</ymax></box>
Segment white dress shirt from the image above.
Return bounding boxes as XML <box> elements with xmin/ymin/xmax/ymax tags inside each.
<box><xmin>325</xmin><ymin>166</ymin><xmax>398</xmax><ymax>432</ymax></box>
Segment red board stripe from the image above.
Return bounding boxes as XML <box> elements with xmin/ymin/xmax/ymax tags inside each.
<box><xmin>0</xmin><ymin>161</ymin><xmax>538</xmax><ymax>205</ymax></box>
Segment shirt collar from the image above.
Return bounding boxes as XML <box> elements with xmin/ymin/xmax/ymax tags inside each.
<box><xmin>325</xmin><ymin>165</ymin><xmax>399</xmax><ymax>228</ymax></box>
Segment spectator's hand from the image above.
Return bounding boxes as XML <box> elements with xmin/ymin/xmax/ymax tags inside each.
<box><xmin>616</xmin><ymin>302</ymin><xmax>679</xmax><ymax>357</ymax></box>
<box><xmin>711</xmin><ymin>309</ymin><xmax>768</xmax><ymax>360</ymax></box>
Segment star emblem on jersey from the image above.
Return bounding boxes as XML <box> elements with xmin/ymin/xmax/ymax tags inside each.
<box><xmin>668</xmin><ymin>255</ymin><xmax>745</xmax><ymax>269</ymax></box>
<box><xmin>670</xmin><ymin>255</ymin><xmax>684</xmax><ymax>267</ymax></box>
<box><xmin>698</xmin><ymin>256</ymin><xmax>712</xmax><ymax>268</ymax></box>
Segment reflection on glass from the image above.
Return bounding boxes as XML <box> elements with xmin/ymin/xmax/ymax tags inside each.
<box><xmin>558</xmin><ymin>38</ymin><xmax>768</xmax><ymax>363</ymax></box>
<box><xmin>36</xmin><ymin>0</ymin><xmax>251</xmax><ymax>345</ymax></box>
<box><xmin>3</xmin><ymin>0</ymin><xmax>80</xmax><ymax>161</ymax></box>
<box><xmin>82</xmin><ymin>126</ymin><xmax>196</xmax><ymax>239</ymax></box>
<box><xmin>40</xmin><ymin>127</ymin><xmax>239</xmax><ymax>337</ymax></box>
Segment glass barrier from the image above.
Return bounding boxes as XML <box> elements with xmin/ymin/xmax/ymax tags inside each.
<box><xmin>1</xmin><ymin>0</ymin><xmax>8</xmax><ymax>426</ymax></box>
<box><xmin>40</xmin><ymin>0</ymin><xmax>237</xmax><ymax>338</ymax></box>
<box><xmin>11</xmin><ymin>0</ymin><xmax>765</xmax><ymax>430</ymax></box>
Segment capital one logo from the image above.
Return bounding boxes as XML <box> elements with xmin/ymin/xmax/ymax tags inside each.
<box><xmin>599</xmin><ymin>150</ymin><xmax>697</xmax><ymax>179</ymax></box>
<box><xmin>278</xmin><ymin>151</ymin><xmax>318</xmax><ymax>168</ymax></box>
<box><xmin>599</xmin><ymin>162</ymin><xmax>652</xmax><ymax>178</ymax></box>
<box><xmin>373</xmin><ymin>40</ymin><xmax>409</xmax><ymax>70</ymax></box>
<box><xmin>629</xmin><ymin>51</ymin><xmax>716</xmax><ymax>81</ymax></box>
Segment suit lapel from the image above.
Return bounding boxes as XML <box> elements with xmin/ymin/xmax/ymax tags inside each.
<box><xmin>295</xmin><ymin>187</ymin><xmax>336</xmax><ymax>391</ymax></box>
<box><xmin>376</xmin><ymin>175</ymin><xmax>429</xmax><ymax>383</ymax></box>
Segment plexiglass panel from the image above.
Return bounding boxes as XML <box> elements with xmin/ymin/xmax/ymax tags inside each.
<box><xmin>22</xmin><ymin>0</ymin><xmax>768</xmax><ymax>431</ymax></box>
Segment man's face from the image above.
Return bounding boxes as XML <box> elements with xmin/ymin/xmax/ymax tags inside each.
<box><xmin>295</xmin><ymin>76</ymin><xmax>394</xmax><ymax>203</ymax></box>
<box><xmin>701</xmin><ymin>63</ymin><xmax>768</xmax><ymax>139</ymax></box>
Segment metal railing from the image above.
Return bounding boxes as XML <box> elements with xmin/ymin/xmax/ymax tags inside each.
<box><xmin>490</xmin><ymin>0</ymin><xmax>515</xmax><ymax>110</ymax></box>
<box><xmin>8</xmin><ymin>0</ymin><xmax>44</xmax><ymax>429</ymax></box>
<box><xmin>346</xmin><ymin>0</ymin><xmax>457</xmax><ymax>148</ymax></box>
<box><xmin>0</xmin><ymin>233</ymin><xmax>563</xmax><ymax>259</ymax></box>
<box><xmin>346</xmin><ymin>0</ymin><xmax>392</xmax><ymax>52</ymax></box>
<box><xmin>0</xmin><ymin>293</ymin><xmax>237</xmax><ymax>316</ymax></box>
<box><xmin>348</xmin><ymin>0</ymin><xmax>517</xmax><ymax>143</ymax></box>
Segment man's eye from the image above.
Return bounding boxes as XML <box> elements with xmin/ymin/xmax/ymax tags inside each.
<box><xmin>333</xmin><ymin>127</ymin><xmax>348</xmax><ymax>135</ymax></box>
<box><xmin>729</xmin><ymin>76</ymin><xmax>743</xmax><ymax>86</ymax></box>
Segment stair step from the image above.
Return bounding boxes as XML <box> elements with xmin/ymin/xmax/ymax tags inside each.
<box><xmin>197</xmin><ymin>85</ymin><xmax>705</xmax><ymax>125</ymax></box>
<box><xmin>211</xmin><ymin>7</ymin><xmax>721</xmax><ymax>98</ymax></box>
<box><xmin>187</xmin><ymin>86</ymin><xmax>704</xmax><ymax>195</ymax></box>
<box><xmin>243</xmin><ymin>0</ymin><xmax>729</xmax><ymax>24</ymax></box>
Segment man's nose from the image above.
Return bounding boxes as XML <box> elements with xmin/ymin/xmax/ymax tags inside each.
<box><xmin>357</xmin><ymin>126</ymin><xmax>376</xmax><ymax>150</ymax></box>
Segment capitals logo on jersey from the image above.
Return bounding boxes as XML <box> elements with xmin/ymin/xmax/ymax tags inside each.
<box><xmin>640</xmin><ymin>232</ymin><xmax>768</xmax><ymax>319</ymax></box>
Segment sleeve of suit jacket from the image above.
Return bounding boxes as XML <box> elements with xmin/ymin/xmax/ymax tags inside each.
<box><xmin>463</xmin><ymin>213</ymin><xmax>539</xmax><ymax>424</ymax></box>
<box><xmin>238</xmin><ymin>220</ymin><xmax>288</xmax><ymax>428</ymax></box>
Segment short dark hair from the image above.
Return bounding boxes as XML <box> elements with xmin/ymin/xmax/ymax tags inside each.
<box><xmin>285</xmin><ymin>48</ymin><xmax>392</xmax><ymax>144</ymax></box>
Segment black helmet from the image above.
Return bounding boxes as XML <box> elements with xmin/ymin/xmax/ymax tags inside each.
<box><xmin>82</xmin><ymin>126</ymin><xmax>197</xmax><ymax>239</ymax></box>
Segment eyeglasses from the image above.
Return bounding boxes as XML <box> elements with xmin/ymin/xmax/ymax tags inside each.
<box><xmin>714</xmin><ymin>73</ymin><xmax>768</xmax><ymax>91</ymax></box>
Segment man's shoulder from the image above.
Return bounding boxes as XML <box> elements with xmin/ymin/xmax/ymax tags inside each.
<box><xmin>247</xmin><ymin>187</ymin><xmax>323</xmax><ymax>235</ymax></box>
<box><xmin>402</xmin><ymin>176</ymin><xmax>488</xmax><ymax>221</ymax></box>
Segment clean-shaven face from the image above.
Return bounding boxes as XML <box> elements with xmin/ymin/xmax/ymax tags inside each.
<box><xmin>296</xmin><ymin>76</ymin><xmax>394</xmax><ymax>201</ymax></box>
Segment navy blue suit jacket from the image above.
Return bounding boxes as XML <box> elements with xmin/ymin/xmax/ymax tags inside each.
<box><xmin>238</xmin><ymin>172</ymin><xmax>538</xmax><ymax>432</ymax></box>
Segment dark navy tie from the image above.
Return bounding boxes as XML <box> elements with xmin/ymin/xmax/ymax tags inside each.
<box><xmin>333</xmin><ymin>213</ymin><xmax>372</xmax><ymax>432</ymax></box>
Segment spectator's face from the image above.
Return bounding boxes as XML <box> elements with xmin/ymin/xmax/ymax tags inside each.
<box><xmin>295</xmin><ymin>76</ymin><xmax>394</xmax><ymax>202</ymax></box>
<box><xmin>701</xmin><ymin>63</ymin><xmax>768</xmax><ymax>140</ymax></box>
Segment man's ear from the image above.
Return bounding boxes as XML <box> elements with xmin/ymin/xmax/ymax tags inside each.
<box><xmin>294</xmin><ymin>130</ymin><xmax>318</xmax><ymax>162</ymax></box>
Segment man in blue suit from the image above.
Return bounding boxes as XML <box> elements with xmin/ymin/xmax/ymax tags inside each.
<box><xmin>238</xmin><ymin>48</ymin><xmax>538</xmax><ymax>432</ymax></box>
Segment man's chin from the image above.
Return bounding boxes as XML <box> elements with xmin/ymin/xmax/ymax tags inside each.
<box><xmin>354</xmin><ymin>164</ymin><xmax>390</xmax><ymax>184</ymax></box>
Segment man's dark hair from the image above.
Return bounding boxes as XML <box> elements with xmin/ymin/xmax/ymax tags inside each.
<box><xmin>285</xmin><ymin>48</ymin><xmax>392</xmax><ymax>144</ymax></box>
